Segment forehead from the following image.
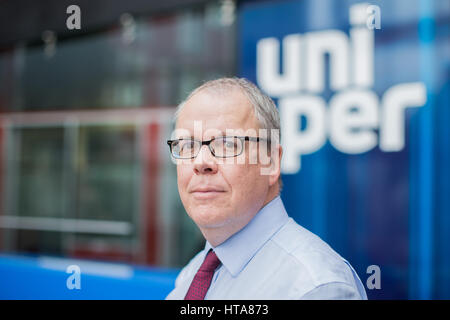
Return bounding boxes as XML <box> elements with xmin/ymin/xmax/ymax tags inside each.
<box><xmin>175</xmin><ymin>88</ymin><xmax>259</xmax><ymax>134</ymax></box>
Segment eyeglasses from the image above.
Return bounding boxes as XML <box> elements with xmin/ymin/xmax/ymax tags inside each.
<box><xmin>167</xmin><ymin>136</ymin><xmax>268</xmax><ymax>159</ymax></box>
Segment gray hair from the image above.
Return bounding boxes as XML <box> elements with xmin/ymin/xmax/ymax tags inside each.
<box><xmin>174</xmin><ymin>77</ymin><xmax>280</xmax><ymax>142</ymax></box>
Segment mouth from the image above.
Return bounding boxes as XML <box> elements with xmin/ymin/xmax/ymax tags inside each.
<box><xmin>190</xmin><ymin>188</ymin><xmax>226</xmax><ymax>199</ymax></box>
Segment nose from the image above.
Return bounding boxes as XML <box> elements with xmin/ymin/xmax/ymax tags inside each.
<box><xmin>193</xmin><ymin>144</ymin><xmax>218</xmax><ymax>175</ymax></box>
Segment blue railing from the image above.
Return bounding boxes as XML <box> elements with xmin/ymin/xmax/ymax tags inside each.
<box><xmin>0</xmin><ymin>254</ymin><xmax>179</xmax><ymax>299</ymax></box>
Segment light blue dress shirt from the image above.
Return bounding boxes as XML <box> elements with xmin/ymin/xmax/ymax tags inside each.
<box><xmin>166</xmin><ymin>196</ymin><xmax>367</xmax><ymax>300</ymax></box>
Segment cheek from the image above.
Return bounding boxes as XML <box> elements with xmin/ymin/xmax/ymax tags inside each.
<box><xmin>223</xmin><ymin>163</ymin><xmax>265</xmax><ymax>195</ymax></box>
<box><xmin>223</xmin><ymin>165</ymin><xmax>268</xmax><ymax>221</ymax></box>
<box><xmin>177</xmin><ymin>165</ymin><xmax>192</xmax><ymax>194</ymax></box>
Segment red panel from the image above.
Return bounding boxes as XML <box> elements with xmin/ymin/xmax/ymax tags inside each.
<box><xmin>144</xmin><ymin>123</ymin><xmax>160</xmax><ymax>265</ymax></box>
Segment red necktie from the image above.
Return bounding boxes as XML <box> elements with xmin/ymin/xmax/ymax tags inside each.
<box><xmin>184</xmin><ymin>249</ymin><xmax>221</xmax><ymax>300</ymax></box>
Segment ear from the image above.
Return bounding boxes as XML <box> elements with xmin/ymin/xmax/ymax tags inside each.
<box><xmin>268</xmin><ymin>144</ymin><xmax>282</xmax><ymax>187</ymax></box>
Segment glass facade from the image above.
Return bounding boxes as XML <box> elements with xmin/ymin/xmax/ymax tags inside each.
<box><xmin>0</xmin><ymin>0</ymin><xmax>236</xmax><ymax>268</ymax></box>
<box><xmin>0</xmin><ymin>2</ymin><xmax>235</xmax><ymax>111</ymax></box>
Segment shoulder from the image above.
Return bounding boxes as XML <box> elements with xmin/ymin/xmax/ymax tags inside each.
<box><xmin>270</xmin><ymin>219</ymin><xmax>366</xmax><ymax>298</ymax></box>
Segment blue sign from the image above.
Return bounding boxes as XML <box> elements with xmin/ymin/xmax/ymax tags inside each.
<box><xmin>239</xmin><ymin>0</ymin><xmax>449</xmax><ymax>299</ymax></box>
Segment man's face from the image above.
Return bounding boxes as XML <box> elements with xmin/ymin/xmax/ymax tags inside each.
<box><xmin>175</xmin><ymin>88</ymin><xmax>273</xmax><ymax>236</ymax></box>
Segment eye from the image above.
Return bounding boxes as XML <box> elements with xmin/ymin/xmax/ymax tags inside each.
<box><xmin>222</xmin><ymin>138</ymin><xmax>238</xmax><ymax>150</ymax></box>
<box><xmin>180</xmin><ymin>140</ymin><xmax>195</xmax><ymax>151</ymax></box>
<box><xmin>225</xmin><ymin>140</ymin><xmax>236</xmax><ymax>148</ymax></box>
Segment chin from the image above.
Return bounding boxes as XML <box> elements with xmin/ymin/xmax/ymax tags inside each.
<box><xmin>185</xmin><ymin>194</ymin><xmax>228</xmax><ymax>210</ymax></box>
<box><xmin>189</xmin><ymin>208</ymin><xmax>228</xmax><ymax>229</ymax></box>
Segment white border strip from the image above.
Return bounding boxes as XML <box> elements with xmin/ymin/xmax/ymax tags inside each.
<box><xmin>0</xmin><ymin>216</ymin><xmax>132</xmax><ymax>235</ymax></box>
<box><xmin>38</xmin><ymin>256</ymin><xmax>134</xmax><ymax>279</ymax></box>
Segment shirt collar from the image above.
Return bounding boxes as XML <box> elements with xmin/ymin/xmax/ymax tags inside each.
<box><xmin>205</xmin><ymin>195</ymin><xmax>289</xmax><ymax>277</ymax></box>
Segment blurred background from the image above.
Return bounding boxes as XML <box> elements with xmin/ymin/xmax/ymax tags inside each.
<box><xmin>0</xmin><ymin>0</ymin><xmax>448</xmax><ymax>299</ymax></box>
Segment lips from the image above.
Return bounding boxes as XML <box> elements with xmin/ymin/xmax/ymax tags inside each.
<box><xmin>190</xmin><ymin>187</ymin><xmax>225</xmax><ymax>199</ymax></box>
<box><xmin>192</xmin><ymin>188</ymin><xmax>223</xmax><ymax>193</ymax></box>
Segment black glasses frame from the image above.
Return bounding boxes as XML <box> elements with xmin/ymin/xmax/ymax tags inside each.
<box><xmin>167</xmin><ymin>136</ymin><xmax>268</xmax><ymax>159</ymax></box>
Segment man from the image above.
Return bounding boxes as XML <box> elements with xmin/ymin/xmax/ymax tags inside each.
<box><xmin>166</xmin><ymin>77</ymin><xmax>367</xmax><ymax>300</ymax></box>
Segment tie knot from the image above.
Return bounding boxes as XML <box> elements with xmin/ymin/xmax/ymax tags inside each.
<box><xmin>199</xmin><ymin>250</ymin><xmax>221</xmax><ymax>273</ymax></box>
